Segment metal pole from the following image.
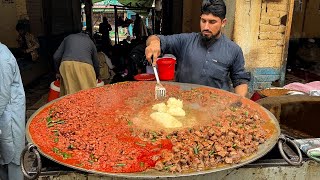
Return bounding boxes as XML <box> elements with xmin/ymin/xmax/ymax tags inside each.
<box><xmin>152</xmin><ymin>8</ymin><xmax>155</xmax><ymax>35</ymax></box>
<box><xmin>114</xmin><ymin>6</ymin><xmax>118</xmax><ymax>45</ymax></box>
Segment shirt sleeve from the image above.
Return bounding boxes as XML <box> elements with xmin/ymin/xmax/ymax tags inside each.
<box><xmin>230</xmin><ymin>48</ymin><xmax>251</xmax><ymax>87</ymax></box>
<box><xmin>53</xmin><ymin>39</ymin><xmax>65</xmax><ymax>72</ymax></box>
<box><xmin>158</xmin><ymin>34</ymin><xmax>189</xmax><ymax>58</ymax></box>
<box><xmin>0</xmin><ymin>58</ymin><xmax>13</xmax><ymax>117</ymax></box>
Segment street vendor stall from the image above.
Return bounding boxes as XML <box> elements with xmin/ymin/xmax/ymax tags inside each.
<box><xmin>21</xmin><ymin>81</ymin><xmax>281</xmax><ymax>178</ymax></box>
<box><xmin>21</xmin><ymin>81</ymin><xmax>320</xmax><ymax>179</ymax></box>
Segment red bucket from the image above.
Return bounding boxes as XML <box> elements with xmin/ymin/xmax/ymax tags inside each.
<box><xmin>156</xmin><ymin>57</ymin><xmax>176</xmax><ymax>81</ymax></box>
<box><xmin>47</xmin><ymin>80</ymin><xmax>60</xmax><ymax>102</ymax></box>
<box><xmin>47</xmin><ymin>79</ymin><xmax>105</xmax><ymax>102</ymax></box>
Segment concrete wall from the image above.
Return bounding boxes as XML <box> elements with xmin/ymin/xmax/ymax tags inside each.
<box><xmin>0</xmin><ymin>2</ymin><xmax>17</xmax><ymax>47</ymax></box>
<box><xmin>182</xmin><ymin>0</ymin><xmax>201</xmax><ymax>33</ymax></box>
<box><xmin>0</xmin><ymin>0</ymin><xmax>28</xmax><ymax>47</ymax></box>
<box><xmin>234</xmin><ymin>0</ymin><xmax>294</xmax><ymax>90</ymax></box>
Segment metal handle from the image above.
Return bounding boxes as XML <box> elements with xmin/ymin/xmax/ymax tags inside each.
<box><xmin>20</xmin><ymin>143</ymin><xmax>42</xmax><ymax>180</ymax></box>
<box><xmin>278</xmin><ymin>134</ymin><xmax>303</xmax><ymax>166</ymax></box>
<box><xmin>152</xmin><ymin>56</ymin><xmax>161</xmax><ymax>84</ymax></box>
<box><xmin>153</xmin><ymin>65</ymin><xmax>160</xmax><ymax>84</ymax></box>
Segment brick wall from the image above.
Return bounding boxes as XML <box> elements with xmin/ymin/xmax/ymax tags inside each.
<box><xmin>234</xmin><ymin>0</ymin><xmax>294</xmax><ymax>91</ymax></box>
<box><xmin>256</xmin><ymin>0</ymin><xmax>289</xmax><ymax>69</ymax></box>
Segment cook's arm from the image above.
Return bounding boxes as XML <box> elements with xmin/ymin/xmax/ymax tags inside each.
<box><xmin>145</xmin><ymin>34</ymin><xmax>188</xmax><ymax>64</ymax></box>
<box><xmin>230</xmin><ymin>48</ymin><xmax>251</xmax><ymax>97</ymax></box>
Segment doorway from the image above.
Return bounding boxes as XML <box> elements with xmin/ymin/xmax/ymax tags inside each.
<box><xmin>286</xmin><ymin>0</ymin><xmax>320</xmax><ymax>84</ymax></box>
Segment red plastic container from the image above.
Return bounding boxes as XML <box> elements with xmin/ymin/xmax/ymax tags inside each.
<box><xmin>156</xmin><ymin>57</ymin><xmax>176</xmax><ymax>81</ymax></box>
<box><xmin>47</xmin><ymin>79</ymin><xmax>104</xmax><ymax>102</ymax></box>
<box><xmin>134</xmin><ymin>73</ymin><xmax>156</xmax><ymax>81</ymax></box>
<box><xmin>47</xmin><ymin>80</ymin><xmax>60</xmax><ymax>102</ymax></box>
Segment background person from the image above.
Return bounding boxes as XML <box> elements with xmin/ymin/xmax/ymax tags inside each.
<box><xmin>0</xmin><ymin>42</ymin><xmax>26</xmax><ymax>180</ymax></box>
<box><xmin>53</xmin><ymin>31</ymin><xmax>99</xmax><ymax>96</ymax></box>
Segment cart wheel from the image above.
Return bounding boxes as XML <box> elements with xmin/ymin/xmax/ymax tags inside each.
<box><xmin>278</xmin><ymin>134</ymin><xmax>303</xmax><ymax>166</ymax></box>
<box><xmin>20</xmin><ymin>143</ymin><xmax>42</xmax><ymax>180</ymax></box>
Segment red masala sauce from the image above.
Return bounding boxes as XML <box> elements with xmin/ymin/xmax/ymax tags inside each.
<box><xmin>28</xmin><ymin>82</ymin><xmax>277</xmax><ymax>173</ymax></box>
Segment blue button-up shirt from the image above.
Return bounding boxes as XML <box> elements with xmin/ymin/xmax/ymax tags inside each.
<box><xmin>158</xmin><ymin>33</ymin><xmax>250</xmax><ymax>91</ymax></box>
<box><xmin>0</xmin><ymin>43</ymin><xmax>26</xmax><ymax>165</ymax></box>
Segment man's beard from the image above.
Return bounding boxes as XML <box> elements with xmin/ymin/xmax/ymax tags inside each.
<box><xmin>200</xmin><ymin>29</ymin><xmax>221</xmax><ymax>46</ymax></box>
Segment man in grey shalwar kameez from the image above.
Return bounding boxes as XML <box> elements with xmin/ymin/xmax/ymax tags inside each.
<box><xmin>0</xmin><ymin>42</ymin><xmax>26</xmax><ymax>180</ymax></box>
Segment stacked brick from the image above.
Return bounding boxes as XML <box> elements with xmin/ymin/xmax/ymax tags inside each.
<box><xmin>258</xmin><ymin>1</ymin><xmax>289</xmax><ymax>65</ymax></box>
<box><xmin>251</xmin><ymin>0</ymin><xmax>292</xmax><ymax>90</ymax></box>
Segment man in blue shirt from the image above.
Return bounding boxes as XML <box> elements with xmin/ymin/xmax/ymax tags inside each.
<box><xmin>0</xmin><ymin>42</ymin><xmax>26</xmax><ymax>180</ymax></box>
<box><xmin>145</xmin><ymin>0</ymin><xmax>250</xmax><ymax>96</ymax></box>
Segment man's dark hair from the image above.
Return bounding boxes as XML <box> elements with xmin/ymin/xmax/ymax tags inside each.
<box><xmin>16</xmin><ymin>22</ymin><xmax>28</xmax><ymax>32</ymax></box>
<box><xmin>201</xmin><ymin>0</ymin><xmax>226</xmax><ymax>20</ymax></box>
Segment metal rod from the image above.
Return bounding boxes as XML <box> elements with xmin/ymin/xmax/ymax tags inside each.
<box><xmin>152</xmin><ymin>8</ymin><xmax>155</xmax><ymax>34</ymax></box>
<box><xmin>114</xmin><ymin>6</ymin><xmax>118</xmax><ymax>45</ymax></box>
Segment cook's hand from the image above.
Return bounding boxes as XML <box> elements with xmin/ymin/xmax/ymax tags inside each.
<box><xmin>145</xmin><ymin>36</ymin><xmax>161</xmax><ymax>65</ymax></box>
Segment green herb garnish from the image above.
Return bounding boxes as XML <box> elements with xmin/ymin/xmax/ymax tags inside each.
<box><xmin>193</xmin><ymin>146</ymin><xmax>199</xmax><ymax>155</ymax></box>
<box><xmin>54</xmin><ymin>137</ymin><xmax>59</xmax><ymax>143</ymax></box>
<box><xmin>232</xmin><ymin>144</ymin><xmax>237</xmax><ymax>148</ymax></box>
<box><xmin>116</xmin><ymin>163</ymin><xmax>126</xmax><ymax>167</ymax></box>
<box><xmin>209</xmin><ymin>150</ymin><xmax>216</xmax><ymax>156</ymax></box>
<box><xmin>245</xmin><ymin>111</ymin><xmax>249</xmax><ymax>117</ymax></box>
<box><xmin>216</xmin><ymin>122</ymin><xmax>222</xmax><ymax>127</ymax></box>
<box><xmin>53</xmin><ymin>147</ymin><xmax>60</xmax><ymax>154</ymax></box>
<box><xmin>62</xmin><ymin>152</ymin><xmax>72</xmax><ymax>159</ymax></box>
<box><xmin>47</xmin><ymin>123</ymin><xmax>54</xmax><ymax>128</ymax></box>
<box><xmin>56</xmin><ymin>120</ymin><xmax>65</xmax><ymax>124</ymax></box>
